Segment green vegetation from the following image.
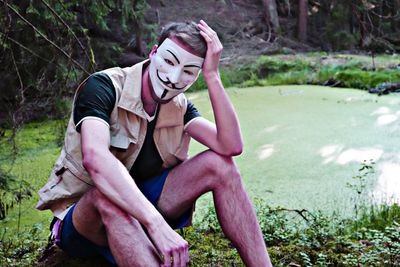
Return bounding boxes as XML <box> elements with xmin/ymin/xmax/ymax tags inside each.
<box><xmin>186</xmin><ymin>160</ymin><xmax>400</xmax><ymax>266</ymax></box>
<box><xmin>187</xmin><ymin>202</ymin><xmax>400</xmax><ymax>266</ymax></box>
<box><xmin>1</xmin><ymin>0</ymin><xmax>151</xmax><ymax>127</ymax></box>
<box><xmin>1</xmin><ymin>85</ymin><xmax>400</xmax><ymax>266</ymax></box>
<box><xmin>2</xmin><ymin>1</ymin><xmax>399</xmax><ymax>264</ymax></box>
<box><xmin>191</xmin><ymin>53</ymin><xmax>400</xmax><ymax>91</ymax></box>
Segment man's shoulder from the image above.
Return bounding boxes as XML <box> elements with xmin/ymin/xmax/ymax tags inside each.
<box><xmin>99</xmin><ymin>66</ymin><xmax>125</xmax><ymax>78</ymax></box>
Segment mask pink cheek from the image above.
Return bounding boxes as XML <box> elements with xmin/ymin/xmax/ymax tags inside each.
<box><xmin>155</xmin><ymin>57</ymin><xmax>167</xmax><ymax>72</ymax></box>
<box><xmin>157</xmin><ymin>65</ymin><xmax>167</xmax><ymax>73</ymax></box>
<box><xmin>185</xmin><ymin>77</ymin><xmax>195</xmax><ymax>84</ymax></box>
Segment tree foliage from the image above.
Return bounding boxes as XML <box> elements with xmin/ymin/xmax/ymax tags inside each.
<box><xmin>0</xmin><ymin>0</ymin><xmax>148</xmax><ymax>126</ymax></box>
<box><xmin>305</xmin><ymin>0</ymin><xmax>400</xmax><ymax>51</ymax></box>
<box><xmin>0</xmin><ymin>0</ymin><xmax>398</xmax><ymax>132</ymax></box>
<box><xmin>254</xmin><ymin>0</ymin><xmax>399</xmax><ymax>51</ymax></box>
<box><xmin>0</xmin><ymin>0</ymin><xmax>150</xmax><ymax>203</ymax></box>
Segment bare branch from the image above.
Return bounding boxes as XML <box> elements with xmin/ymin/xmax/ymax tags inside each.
<box><xmin>0</xmin><ymin>31</ymin><xmax>57</xmax><ymax>65</ymax></box>
<box><xmin>272</xmin><ymin>207</ymin><xmax>315</xmax><ymax>223</ymax></box>
<box><xmin>10</xmin><ymin>49</ymin><xmax>24</xmax><ymax>104</ymax></box>
<box><xmin>1</xmin><ymin>0</ymin><xmax>90</xmax><ymax>75</ymax></box>
<box><xmin>39</xmin><ymin>0</ymin><xmax>96</xmax><ymax>72</ymax></box>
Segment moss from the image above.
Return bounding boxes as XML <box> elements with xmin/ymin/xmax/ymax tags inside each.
<box><xmin>184</xmin><ymin>227</ymin><xmax>243</xmax><ymax>266</ymax></box>
<box><xmin>253</xmin><ymin>56</ymin><xmax>312</xmax><ymax>78</ymax></box>
<box><xmin>0</xmin><ymin>120</ymin><xmax>64</xmax><ymax>161</ymax></box>
<box><xmin>218</xmin><ymin>53</ymin><xmax>400</xmax><ymax>91</ymax></box>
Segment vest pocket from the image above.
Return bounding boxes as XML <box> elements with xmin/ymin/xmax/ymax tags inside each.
<box><xmin>61</xmin><ymin>168</ymin><xmax>92</xmax><ymax>195</ymax></box>
<box><xmin>110</xmin><ymin>134</ymin><xmax>131</xmax><ymax>151</ymax></box>
<box><xmin>38</xmin><ymin>162</ymin><xmax>93</xmax><ymax>208</ymax></box>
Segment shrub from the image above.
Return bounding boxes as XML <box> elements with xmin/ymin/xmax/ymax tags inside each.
<box><xmin>232</xmin><ymin>54</ymin><xmax>400</xmax><ymax>91</ymax></box>
<box><xmin>186</xmin><ymin>161</ymin><xmax>400</xmax><ymax>266</ymax></box>
<box><xmin>190</xmin><ymin>69</ymin><xmax>233</xmax><ymax>91</ymax></box>
<box><xmin>253</xmin><ymin>56</ymin><xmax>311</xmax><ymax>78</ymax></box>
<box><xmin>0</xmin><ymin>224</ymin><xmax>45</xmax><ymax>266</ymax></box>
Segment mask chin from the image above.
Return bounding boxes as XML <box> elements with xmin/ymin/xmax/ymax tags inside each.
<box><xmin>149</xmin><ymin>85</ymin><xmax>176</xmax><ymax>104</ymax></box>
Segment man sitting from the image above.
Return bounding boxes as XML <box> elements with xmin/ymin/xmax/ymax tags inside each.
<box><xmin>37</xmin><ymin>20</ymin><xmax>272</xmax><ymax>267</ymax></box>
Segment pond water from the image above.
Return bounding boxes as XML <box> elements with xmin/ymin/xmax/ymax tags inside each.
<box><xmin>188</xmin><ymin>85</ymin><xmax>400</xmax><ymax>216</ymax></box>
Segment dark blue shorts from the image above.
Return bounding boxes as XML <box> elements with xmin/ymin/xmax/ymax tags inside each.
<box><xmin>58</xmin><ymin>169</ymin><xmax>192</xmax><ymax>264</ymax></box>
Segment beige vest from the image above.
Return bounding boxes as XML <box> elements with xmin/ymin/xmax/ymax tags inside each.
<box><xmin>36</xmin><ymin>60</ymin><xmax>191</xmax><ymax>219</ymax></box>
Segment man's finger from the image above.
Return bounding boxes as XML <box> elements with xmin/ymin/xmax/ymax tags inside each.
<box><xmin>199</xmin><ymin>20</ymin><xmax>217</xmax><ymax>36</ymax></box>
<box><xmin>163</xmin><ymin>251</ymin><xmax>171</xmax><ymax>267</ymax></box>
<box><xmin>198</xmin><ymin>22</ymin><xmax>215</xmax><ymax>36</ymax></box>
<box><xmin>199</xmin><ymin>31</ymin><xmax>212</xmax><ymax>44</ymax></box>
<box><xmin>199</xmin><ymin>19</ymin><xmax>211</xmax><ymax>30</ymax></box>
<box><xmin>172</xmin><ymin>249</ymin><xmax>180</xmax><ymax>267</ymax></box>
<box><xmin>185</xmin><ymin>245</ymin><xmax>190</xmax><ymax>264</ymax></box>
<box><xmin>179</xmin><ymin>245</ymin><xmax>186</xmax><ymax>267</ymax></box>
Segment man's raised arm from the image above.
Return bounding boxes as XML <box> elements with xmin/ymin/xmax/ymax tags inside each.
<box><xmin>185</xmin><ymin>20</ymin><xmax>243</xmax><ymax>156</ymax></box>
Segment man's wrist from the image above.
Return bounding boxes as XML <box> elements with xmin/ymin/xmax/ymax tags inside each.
<box><xmin>143</xmin><ymin>212</ymin><xmax>165</xmax><ymax>232</ymax></box>
<box><xmin>203</xmin><ymin>71</ymin><xmax>220</xmax><ymax>84</ymax></box>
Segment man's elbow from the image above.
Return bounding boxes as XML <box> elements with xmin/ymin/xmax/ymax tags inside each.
<box><xmin>222</xmin><ymin>143</ymin><xmax>243</xmax><ymax>157</ymax></box>
<box><xmin>230</xmin><ymin>145</ymin><xmax>243</xmax><ymax>156</ymax></box>
<box><xmin>82</xmin><ymin>147</ymin><xmax>102</xmax><ymax>174</ymax></box>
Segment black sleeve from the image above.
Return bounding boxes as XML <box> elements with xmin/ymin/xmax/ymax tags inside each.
<box><xmin>73</xmin><ymin>72</ymin><xmax>116</xmax><ymax>133</ymax></box>
<box><xmin>184</xmin><ymin>100</ymin><xmax>201</xmax><ymax>125</ymax></box>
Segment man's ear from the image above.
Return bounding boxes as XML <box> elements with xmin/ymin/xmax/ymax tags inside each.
<box><xmin>149</xmin><ymin>44</ymin><xmax>158</xmax><ymax>59</ymax></box>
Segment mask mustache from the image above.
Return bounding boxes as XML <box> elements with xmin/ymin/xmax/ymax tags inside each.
<box><xmin>157</xmin><ymin>70</ymin><xmax>186</xmax><ymax>90</ymax></box>
<box><xmin>165</xmin><ymin>79</ymin><xmax>186</xmax><ymax>90</ymax></box>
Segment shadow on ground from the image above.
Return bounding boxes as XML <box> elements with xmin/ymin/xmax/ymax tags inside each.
<box><xmin>37</xmin><ymin>246</ymin><xmax>114</xmax><ymax>267</ymax></box>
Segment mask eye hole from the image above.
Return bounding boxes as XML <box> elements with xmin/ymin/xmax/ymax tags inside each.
<box><xmin>184</xmin><ymin>70</ymin><xmax>194</xmax><ymax>75</ymax></box>
<box><xmin>164</xmin><ymin>58</ymin><xmax>174</xmax><ymax>66</ymax></box>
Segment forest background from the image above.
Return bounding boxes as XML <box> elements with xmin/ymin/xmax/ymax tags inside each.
<box><xmin>1</xmin><ymin>0</ymin><xmax>399</xmax><ymax>125</ymax></box>
<box><xmin>1</xmin><ymin>0</ymin><xmax>400</xmax><ymax>266</ymax></box>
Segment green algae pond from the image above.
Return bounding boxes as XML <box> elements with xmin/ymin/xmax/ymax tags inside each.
<box><xmin>189</xmin><ymin>85</ymin><xmax>400</xmax><ymax>218</ymax></box>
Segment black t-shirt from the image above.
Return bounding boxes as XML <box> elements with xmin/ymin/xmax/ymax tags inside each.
<box><xmin>73</xmin><ymin>73</ymin><xmax>201</xmax><ymax>181</ymax></box>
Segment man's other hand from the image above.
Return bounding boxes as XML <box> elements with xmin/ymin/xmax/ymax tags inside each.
<box><xmin>147</xmin><ymin>219</ymin><xmax>189</xmax><ymax>267</ymax></box>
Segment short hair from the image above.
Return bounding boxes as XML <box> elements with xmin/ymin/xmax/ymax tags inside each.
<box><xmin>158</xmin><ymin>21</ymin><xmax>207</xmax><ymax>58</ymax></box>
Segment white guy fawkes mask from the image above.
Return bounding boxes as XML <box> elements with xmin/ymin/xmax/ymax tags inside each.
<box><xmin>149</xmin><ymin>38</ymin><xmax>204</xmax><ymax>102</ymax></box>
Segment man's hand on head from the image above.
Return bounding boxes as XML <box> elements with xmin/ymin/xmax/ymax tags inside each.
<box><xmin>187</xmin><ymin>20</ymin><xmax>243</xmax><ymax>156</ymax></box>
<box><xmin>197</xmin><ymin>20</ymin><xmax>223</xmax><ymax>81</ymax></box>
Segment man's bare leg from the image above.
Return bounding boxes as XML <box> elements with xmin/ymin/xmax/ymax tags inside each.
<box><xmin>72</xmin><ymin>188</ymin><xmax>161</xmax><ymax>267</ymax></box>
<box><xmin>157</xmin><ymin>150</ymin><xmax>272</xmax><ymax>267</ymax></box>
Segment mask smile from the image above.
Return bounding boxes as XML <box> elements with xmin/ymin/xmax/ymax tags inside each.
<box><xmin>156</xmin><ymin>70</ymin><xmax>186</xmax><ymax>90</ymax></box>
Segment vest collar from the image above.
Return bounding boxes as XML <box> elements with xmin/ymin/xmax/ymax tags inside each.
<box><xmin>117</xmin><ymin>60</ymin><xmax>149</xmax><ymax>119</ymax></box>
<box><xmin>117</xmin><ymin>59</ymin><xmax>185</xmax><ymax>126</ymax></box>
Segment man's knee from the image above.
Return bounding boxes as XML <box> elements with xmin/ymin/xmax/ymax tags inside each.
<box><xmin>200</xmin><ymin>150</ymin><xmax>242</xmax><ymax>188</ymax></box>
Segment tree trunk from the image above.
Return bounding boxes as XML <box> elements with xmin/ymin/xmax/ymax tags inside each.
<box><xmin>131</xmin><ymin>0</ymin><xmax>145</xmax><ymax>57</ymax></box>
<box><xmin>261</xmin><ymin>0</ymin><xmax>280</xmax><ymax>33</ymax></box>
<box><xmin>132</xmin><ymin>22</ymin><xmax>143</xmax><ymax>56</ymax></box>
<box><xmin>348</xmin><ymin>0</ymin><xmax>355</xmax><ymax>34</ymax></box>
<box><xmin>354</xmin><ymin>0</ymin><xmax>372</xmax><ymax>48</ymax></box>
<box><xmin>391</xmin><ymin>0</ymin><xmax>400</xmax><ymax>32</ymax></box>
<box><xmin>377</xmin><ymin>0</ymin><xmax>383</xmax><ymax>36</ymax></box>
<box><xmin>297</xmin><ymin>0</ymin><xmax>308</xmax><ymax>42</ymax></box>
